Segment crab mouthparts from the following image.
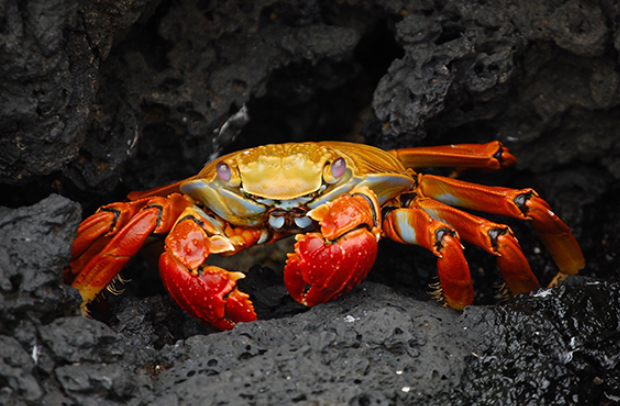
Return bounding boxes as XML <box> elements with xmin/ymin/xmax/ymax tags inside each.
<box><xmin>267</xmin><ymin>209</ymin><xmax>317</xmax><ymax>233</ymax></box>
<box><xmin>251</xmin><ymin>191</ymin><xmax>320</xmax><ymax>210</ymax></box>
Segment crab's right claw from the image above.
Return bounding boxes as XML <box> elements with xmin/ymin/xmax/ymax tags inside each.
<box><xmin>160</xmin><ymin>254</ymin><xmax>256</xmax><ymax>330</ymax></box>
<box><xmin>159</xmin><ymin>213</ymin><xmax>257</xmax><ymax>330</ymax></box>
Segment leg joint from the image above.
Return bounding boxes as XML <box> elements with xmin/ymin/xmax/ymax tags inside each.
<box><xmin>145</xmin><ymin>203</ymin><xmax>165</xmax><ymax>230</ymax></box>
<box><xmin>351</xmin><ymin>191</ymin><xmax>379</xmax><ymax>228</ymax></box>
<box><xmin>513</xmin><ymin>191</ymin><xmax>534</xmax><ymax>215</ymax></box>
<box><xmin>100</xmin><ymin>207</ymin><xmax>121</xmax><ymax>234</ymax></box>
<box><xmin>487</xmin><ymin>226</ymin><xmax>509</xmax><ymax>250</ymax></box>
<box><xmin>435</xmin><ymin>227</ymin><xmax>456</xmax><ymax>251</ymax></box>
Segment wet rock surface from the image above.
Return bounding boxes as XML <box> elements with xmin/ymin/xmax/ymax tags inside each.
<box><xmin>1</xmin><ymin>0</ymin><xmax>619</xmax><ymax>405</ymax></box>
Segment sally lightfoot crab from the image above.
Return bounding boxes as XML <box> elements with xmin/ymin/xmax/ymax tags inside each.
<box><xmin>64</xmin><ymin>141</ymin><xmax>585</xmax><ymax>330</ymax></box>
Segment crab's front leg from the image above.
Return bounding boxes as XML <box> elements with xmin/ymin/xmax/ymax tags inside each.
<box><xmin>65</xmin><ymin>194</ymin><xmax>194</xmax><ymax>316</ymax></box>
<box><xmin>159</xmin><ymin>207</ymin><xmax>271</xmax><ymax>330</ymax></box>
<box><xmin>284</xmin><ymin>187</ymin><xmax>382</xmax><ymax>306</ymax></box>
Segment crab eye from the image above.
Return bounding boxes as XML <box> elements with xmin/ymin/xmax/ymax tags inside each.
<box><xmin>216</xmin><ymin>162</ymin><xmax>231</xmax><ymax>182</ymax></box>
<box><xmin>331</xmin><ymin>157</ymin><xmax>346</xmax><ymax>178</ymax></box>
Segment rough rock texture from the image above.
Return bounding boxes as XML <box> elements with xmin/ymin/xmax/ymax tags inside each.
<box><xmin>1</xmin><ymin>0</ymin><xmax>619</xmax><ymax>405</ymax></box>
<box><xmin>0</xmin><ymin>0</ymin><xmax>152</xmax><ymax>185</ymax></box>
<box><xmin>0</xmin><ymin>194</ymin><xmax>81</xmax><ymax>320</ymax></box>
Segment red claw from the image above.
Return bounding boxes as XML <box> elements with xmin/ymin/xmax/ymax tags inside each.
<box><xmin>284</xmin><ymin>187</ymin><xmax>381</xmax><ymax>307</ymax></box>
<box><xmin>160</xmin><ymin>252</ymin><xmax>256</xmax><ymax>330</ymax></box>
<box><xmin>159</xmin><ymin>216</ymin><xmax>256</xmax><ymax>330</ymax></box>
<box><xmin>285</xmin><ymin>229</ymin><xmax>378</xmax><ymax>306</ymax></box>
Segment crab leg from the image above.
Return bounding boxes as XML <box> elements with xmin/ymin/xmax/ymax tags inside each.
<box><xmin>383</xmin><ymin>203</ymin><xmax>473</xmax><ymax>310</ymax></box>
<box><xmin>416</xmin><ymin>198</ymin><xmax>539</xmax><ymax>296</ymax></box>
<box><xmin>65</xmin><ymin>194</ymin><xmax>194</xmax><ymax>316</ymax></box>
<box><xmin>66</xmin><ymin>193</ymin><xmax>266</xmax><ymax>330</ymax></box>
<box><xmin>159</xmin><ymin>207</ymin><xmax>269</xmax><ymax>330</ymax></box>
<box><xmin>67</xmin><ymin>199</ymin><xmax>151</xmax><ymax>272</ymax></box>
<box><xmin>388</xmin><ymin>141</ymin><xmax>517</xmax><ymax>170</ymax></box>
<box><xmin>418</xmin><ymin>174</ymin><xmax>585</xmax><ymax>282</ymax></box>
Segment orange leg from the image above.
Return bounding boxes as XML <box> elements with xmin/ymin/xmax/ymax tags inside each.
<box><xmin>388</xmin><ymin>141</ymin><xmax>517</xmax><ymax>171</ymax></box>
<box><xmin>67</xmin><ymin>192</ymin><xmax>273</xmax><ymax>330</ymax></box>
<box><xmin>418</xmin><ymin>174</ymin><xmax>585</xmax><ymax>282</ymax></box>
<box><xmin>65</xmin><ymin>194</ymin><xmax>194</xmax><ymax>316</ymax></box>
<box><xmin>383</xmin><ymin>202</ymin><xmax>473</xmax><ymax>310</ymax></box>
<box><xmin>284</xmin><ymin>187</ymin><xmax>381</xmax><ymax>306</ymax></box>
<box><xmin>67</xmin><ymin>199</ymin><xmax>150</xmax><ymax>276</ymax></box>
<box><xmin>416</xmin><ymin>198</ymin><xmax>540</xmax><ymax>296</ymax></box>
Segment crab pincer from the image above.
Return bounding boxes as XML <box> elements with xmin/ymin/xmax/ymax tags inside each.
<box><xmin>159</xmin><ymin>212</ymin><xmax>257</xmax><ymax>330</ymax></box>
<box><xmin>284</xmin><ymin>187</ymin><xmax>382</xmax><ymax>306</ymax></box>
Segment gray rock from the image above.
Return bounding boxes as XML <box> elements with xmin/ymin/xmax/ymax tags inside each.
<box><xmin>0</xmin><ymin>194</ymin><xmax>81</xmax><ymax>321</ymax></box>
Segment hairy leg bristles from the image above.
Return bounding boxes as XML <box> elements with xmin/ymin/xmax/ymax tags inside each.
<box><xmin>106</xmin><ymin>274</ymin><xmax>131</xmax><ymax>296</ymax></box>
<box><xmin>429</xmin><ymin>280</ymin><xmax>444</xmax><ymax>303</ymax></box>
<box><xmin>494</xmin><ymin>282</ymin><xmax>511</xmax><ymax>302</ymax></box>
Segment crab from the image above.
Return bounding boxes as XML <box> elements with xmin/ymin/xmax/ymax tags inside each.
<box><xmin>64</xmin><ymin>141</ymin><xmax>585</xmax><ymax>330</ymax></box>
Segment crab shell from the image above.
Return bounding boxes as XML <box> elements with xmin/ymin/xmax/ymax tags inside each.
<box><xmin>178</xmin><ymin>142</ymin><xmax>414</xmax><ymax>228</ymax></box>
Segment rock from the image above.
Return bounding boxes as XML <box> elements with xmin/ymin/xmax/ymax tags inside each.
<box><xmin>0</xmin><ymin>335</ymin><xmax>43</xmax><ymax>404</ymax></box>
<box><xmin>150</xmin><ymin>283</ymin><xmax>473</xmax><ymax>405</ymax></box>
<box><xmin>38</xmin><ymin>317</ymin><xmax>124</xmax><ymax>364</ymax></box>
<box><xmin>0</xmin><ymin>0</ymin><xmax>151</xmax><ymax>185</ymax></box>
<box><xmin>454</xmin><ymin>277</ymin><xmax>620</xmax><ymax>405</ymax></box>
<box><xmin>0</xmin><ymin>194</ymin><xmax>81</xmax><ymax>322</ymax></box>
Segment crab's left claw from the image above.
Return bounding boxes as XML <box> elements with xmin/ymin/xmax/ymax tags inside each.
<box><xmin>284</xmin><ymin>187</ymin><xmax>381</xmax><ymax>306</ymax></box>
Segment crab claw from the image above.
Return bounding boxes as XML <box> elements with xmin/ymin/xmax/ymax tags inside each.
<box><xmin>160</xmin><ymin>253</ymin><xmax>256</xmax><ymax>330</ymax></box>
<box><xmin>159</xmin><ymin>216</ymin><xmax>257</xmax><ymax>330</ymax></box>
<box><xmin>284</xmin><ymin>187</ymin><xmax>381</xmax><ymax>306</ymax></box>
<box><xmin>285</xmin><ymin>229</ymin><xmax>378</xmax><ymax>306</ymax></box>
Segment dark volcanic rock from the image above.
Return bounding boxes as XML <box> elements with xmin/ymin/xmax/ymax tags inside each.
<box><xmin>1</xmin><ymin>0</ymin><xmax>619</xmax><ymax>405</ymax></box>
<box><xmin>370</xmin><ymin>0</ymin><xmax>620</xmax><ymax>153</ymax></box>
<box><xmin>153</xmin><ymin>284</ymin><xmax>470</xmax><ymax>405</ymax></box>
<box><xmin>0</xmin><ymin>194</ymin><xmax>81</xmax><ymax>322</ymax></box>
<box><xmin>454</xmin><ymin>277</ymin><xmax>620</xmax><ymax>406</ymax></box>
<box><xmin>38</xmin><ymin>317</ymin><xmax>124</xmax><ymax>364</ymax></box>
<box><xmin>0</xmin><ymin>335</ymin><xmax>44</xmax><ymax>403</ymax></box>
<box><xmin>147</xmin><ymin>278</ymin><xmax>620</xmax><ymax>405</ymax></box>
<box><xmin>0</xmin><ymin>0</ymin><xmax>152</xmax><ymax>185</ymax></box>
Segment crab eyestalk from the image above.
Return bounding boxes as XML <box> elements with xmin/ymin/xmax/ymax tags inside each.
<box><xmin>284</xmin><ymin>187</ymin><xmax>381</xmax><ymax>306</ymax></box>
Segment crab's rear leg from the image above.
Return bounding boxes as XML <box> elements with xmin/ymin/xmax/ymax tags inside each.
<box><xmin>419</xmin><ymin>174</ymin><xmax>585</xmax><ymax>283</ymax></box>
<box><xmin>388</xmin><ymin>141</ymin><xmax>517</xmax><ymax>172</ymax></box>
<box><xmin>383</xmin><ymin>203</ymin><xmax>473</xmax><ymax>310</ymax></box>
<box><xmin>416</xmin><ymin>198</ymin><xmax>540</xmax><ymax>297</ymax></box>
